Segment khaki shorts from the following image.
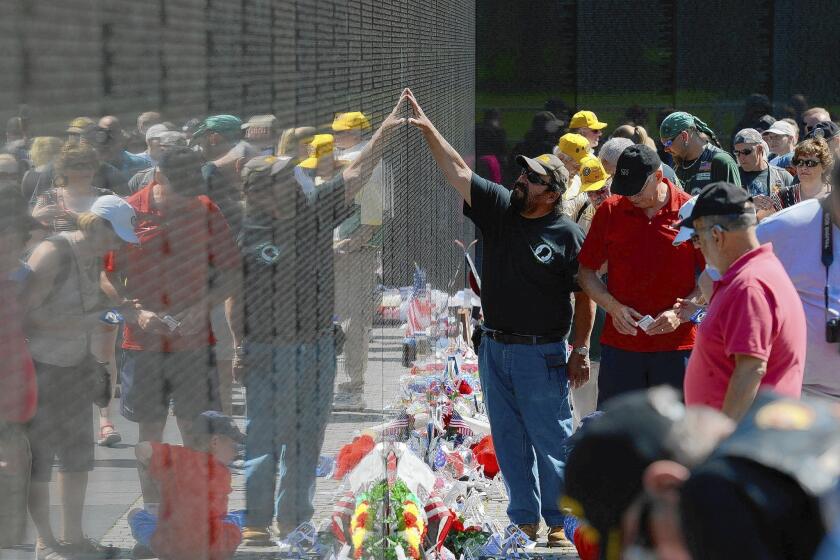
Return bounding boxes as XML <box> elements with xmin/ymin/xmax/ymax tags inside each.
<box><xmin>28</xmin><ymin>361</ymin><xmax>94</xmax><ymax>481</ymax></box>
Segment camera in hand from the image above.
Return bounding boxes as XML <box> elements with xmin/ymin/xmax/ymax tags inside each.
<box><xmin>827</xmin><ymin>318</ymin><xmax>840</xmax><ymax>344</ymax></box>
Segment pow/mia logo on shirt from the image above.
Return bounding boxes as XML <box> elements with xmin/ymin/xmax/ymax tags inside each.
<box><xmin>533</xmin><ymin>243</ymin><xmax>554</xmax><ymax>264</ymax></box>
<box><xmin>620</xmin><ymin>168</ymin><xmax>629</xmax><ymax>175</ymax></box>
<box><xmin>255</xmin><ymin>242</ymin><xmax>281</xmax><ymax>265</ymax></box>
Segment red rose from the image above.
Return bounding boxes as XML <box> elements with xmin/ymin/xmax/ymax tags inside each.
<box><xmin>458</xmin><ymin>380</ymin><xmax>473</xmax><ymax>395</ymax></box>
<box><xmin>356</xmin><ymin>512</ymin><xmax>369</xmax><ymax>527</ymax></box>
<box><xmin>451</xmin><ymin>518</ymin><xmax>465</xmax><ymax>532</ymax></box>
<box><xmin>404</xmin><ymin>511</ymin><xmax>418</xmax><ymax>526</ymax></box>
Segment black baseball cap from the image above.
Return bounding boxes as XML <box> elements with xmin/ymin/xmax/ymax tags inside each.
<box><xmin>194</xmin><ymin>411</ymin><xmax>245</xmax><ymax>443</ymax></box>
<box><xmin>677</xmin><ymin>181</ymin><xmax>753</xmax><ymax>229</ymax></box>
<box><xmin>515</xmin><ymin>153</ymin><xmax>569</xmax><ymax>190</ymax></box>
<box><xmin>806</xmin><ymin>121</ymin><xmax>840</xmax><ymax>141</ymax></box>
<box><xmin>611</xmin><ymin>144</ymin><xmax>661</xmax><ymax>196</ymax></box>
<box><xmin>563</xmin><ymin>387</ymin><xmax>685</xmax><ymax>558</ymax></box>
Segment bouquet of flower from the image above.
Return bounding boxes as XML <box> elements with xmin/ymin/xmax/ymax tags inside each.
<box><xmin>441</xmin><ymin>511</ymin><xmax>489</xmax><ymax>557</ymax></box>
<box><xmin>350</xmin><ymin>480</ymin><xmax>427</xmax><ymax>560</ymax></box>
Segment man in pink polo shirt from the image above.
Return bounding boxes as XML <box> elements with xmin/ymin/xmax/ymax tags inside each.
<box><xmin>679</xmin><ymin>181</ymin><xmax>805</xmax><ymax>419</ymax></box>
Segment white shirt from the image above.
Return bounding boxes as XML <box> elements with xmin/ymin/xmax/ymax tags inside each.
<box><xmin>334</xmin><ymin>141</ymin><xmax>393</xmax><ymax>233</ymax></box>
<box><xmin>757</xmin><ymin>198</ymin><xmax>840</xmax><ymax>399</ymax></box>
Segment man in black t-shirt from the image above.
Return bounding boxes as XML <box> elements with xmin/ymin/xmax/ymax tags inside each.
<box><xmin>235</xmin><ymin>97</ymin><xmax>405</xmax><ymax>545</ymax></box>
<box><xmin>405</xmin><ymin>88</ymin><xmax>596</xmax><ymax>547</ymax></box>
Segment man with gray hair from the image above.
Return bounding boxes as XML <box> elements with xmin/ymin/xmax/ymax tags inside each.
<box><xmin>127</xmin><ymin>131</ymin><xmax>188</xmax><ymax>194</ymax></box>
<box><xmin>678</xmin><ymin>181</ymin><xmax>805</xmax><ymax>419</ymax></box>
<box><xmin>578</xmin><ymin>145</ymin><xmax>703</xmax><ymax>406</ymax></box>
<box><xmin>733</xmin><ymin>128</ymin><xmax>793</xmax><ymax>198</ymax></box>
<box><xmin>732</xmin><ymin>128</ymin><xmax>793</xmax><ymax>221</ymax></box>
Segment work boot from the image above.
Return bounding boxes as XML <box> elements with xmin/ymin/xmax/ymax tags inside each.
<box><xmin>547</xmin><ymin>525</ymin><xmax>569</xmax><ymax>547</ymax></box>
<box><xmin>241</xmin><ymin>526</ymin><xmax>272</xmax><ymax>546</ymax></box>
<box><xmin>516</xmin><ymin>523</ymin><xmax>539</xmax><ymax>542</ymax></box>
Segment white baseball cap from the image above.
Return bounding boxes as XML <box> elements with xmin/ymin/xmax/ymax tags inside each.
<box><xmin>89</xmin><ymin>195</ymin><xmax>139</xmax><ymax>244</ymax></box>
<box><xmin>145</xmin><ymin>123</ymin><xmax>169</xmax><ymax>143</ymax></box>
<box><xmin>763</xmin><ymin>120</ymin><xmax>797</xmax><ymax>138</ymax></box>
<box><xmin>672</xmin><ymin>195</ymin><xmax>698</xmax><ymax>245</ymax></box>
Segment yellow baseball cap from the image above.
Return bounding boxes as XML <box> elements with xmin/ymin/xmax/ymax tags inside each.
<box><xmin>558</xmin><ymin>133</ymin><xmax>590</xmax><ymax>163</ymax></box>
<box><xmin>570</xmin><ymin>110</ymin><xmax>608</xmax><ymax>130</ymax></box>
<box><xmin>332</xmin><ymin>112</ymin><xmax>371</xmax><ymax>132</ymax></box>
<box><xmin>579</xmin><ymin>155</ymin><xmax>610</xmax><ymax>192</ymax></box>
<box><xmin>67</xmin><ymin>116</ymin><xmax>95</xmax><ymax>134</ymax></box>
<box><xmin>298</xmin><ymin>134</ymin><xmax>334</xmax><ymax>169</ymax></box>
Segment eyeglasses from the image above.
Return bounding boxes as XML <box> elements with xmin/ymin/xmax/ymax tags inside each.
<box><xmin>521</xmin><ymin>168</ymin><xmax>553</xmax><ymax>188</ymax></box>
<box><xmin>792</xmin><ymin>158</ymin><xmax>820</xmax><ymax>168</ymax></box>
<box><xmin>732</xmin><ymin>148</ymin><xmax>753</xmax><ymax>157</ymax></box>
<box><xmin>690</xmin><ymin>223</ymin><xmax>729</xmax><ymax>245</ymax></box>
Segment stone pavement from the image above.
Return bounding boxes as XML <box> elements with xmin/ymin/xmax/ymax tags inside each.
<box><xmin>1</xmin><ymin>327</ymin><xmax>579</xmax><ymax>559</ymax></box>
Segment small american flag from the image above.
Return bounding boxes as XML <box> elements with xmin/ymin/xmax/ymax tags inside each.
<box><xmin>382</xmin><ymin>411</ymin><xmax>410</xmax><ymax>440</ymax></box>
<box><xmin>448</xmin><ymin>411</ymin><xmax>474</xmax><ymax>437</ymax></box>
<box><xmin>406</xmin><ymin>296</ymin><xmax>432</xmax><ymax>335</ymax></box>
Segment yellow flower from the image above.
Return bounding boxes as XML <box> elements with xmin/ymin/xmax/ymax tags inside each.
<box><xmin>402</xmin><ymin>526</ymin><xmax>421</xmax><ymax>550</ymax></box>
<box><xmin>351</xmin><ymin>528</ymin><xmax>366</xmax><ymax>550</ymax></box>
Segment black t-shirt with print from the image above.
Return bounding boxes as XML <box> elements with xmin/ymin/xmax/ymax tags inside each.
<box><xmin>464</xmin><ymin>174</ymin><xmax>584</xmax><ymax>337</ymax></box>
<box><xmin>238</xmin><ymin>169</ymin><xmax>348</xmax><ymax>344</ymax></box>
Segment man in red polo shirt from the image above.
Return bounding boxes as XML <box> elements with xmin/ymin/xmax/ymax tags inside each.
<box><xmin>679</xmin><ymin>182</ymin><xmax>805</xmax><ymax>419</ymax></box>
<box><xmin>104</xmin><ymin>147</ymin><xmax>242</xmax><ymax>511</ymax></box>
<box><xmin>578</xmin><ymin>144</ymin><xmax>704</xmax><ymax>406</ymax></box>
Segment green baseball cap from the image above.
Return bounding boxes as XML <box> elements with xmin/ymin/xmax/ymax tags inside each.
<box><xmin>192</xmin><ymin>115</ymin><xmax>243</xmax><ymax>139</ymax></box>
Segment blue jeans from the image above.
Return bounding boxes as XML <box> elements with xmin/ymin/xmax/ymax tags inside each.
<box><xmin>479</xmin><ymin>336</ymin><xmax>573</xmax><ymax>526</ymax></box>
<box><xmin>243</xmin><ymin>336</ymin><xmax>335</xmax><ymax>529</ymax></box>
<box><xmin>597</xmin><ymin>345</ymin><xmax>690</xmax><ymax>408</ymax></box>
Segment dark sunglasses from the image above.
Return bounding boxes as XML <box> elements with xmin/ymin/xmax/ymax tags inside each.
<box><xmin>732</xmin><ymin>148</ymin><xmax>753</xmax><ymax>157</ymax></box>
<box><xmin>792</xmin><ymin>158</ymin><xmax>820</xmax><ymax>168</ymax></box>
<box><xmin>521</xmin><ymin>168</ymin><xmax>553</xmax><ymax>188</ymax></box>
<box><xmin>661</xmin><ymin>130</ymin><xmax>687</xmax><ymax>149</ymax></box>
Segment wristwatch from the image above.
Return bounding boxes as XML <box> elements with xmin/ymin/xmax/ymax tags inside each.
<box><xmin>573</xmin><ymin>345</ymin><xmax>589</xmax><ymax>357</ymax></box>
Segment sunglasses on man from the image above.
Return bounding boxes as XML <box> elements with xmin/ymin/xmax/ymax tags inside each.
<box><xmin>520</xmin><ymin>168</ymin><xmax>553</xmax><ymax>188</ymax></box>
<box><xmin>660</xmin><ymin>130</ymin><xmax>688</xmax><ymax>149</ymax></box>
<box><xmin>732</xmin><ymin>148</ymin><xmax>753</xmax><ymax>157</ymax></box>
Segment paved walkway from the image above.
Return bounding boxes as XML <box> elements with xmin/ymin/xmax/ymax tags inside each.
<box><xmin>2</xmin><ymin>327</ymin><xmax>579</xmax><ymax>559</ymax></box>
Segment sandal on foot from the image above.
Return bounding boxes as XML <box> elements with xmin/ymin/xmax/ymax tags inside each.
<box><xmin>59</xmin><ymin>537</ymin><xmax>118</xmax><ymax>559</ymax></box>
<box><xmin>97</xmin><ymin>423</ymin><xmax>122</xmax><ymax>447</ymax></box>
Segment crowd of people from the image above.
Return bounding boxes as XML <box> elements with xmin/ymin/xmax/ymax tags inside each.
<box><xmin>467</xmin><ymin>92</ymin><xmax>840</xmax><ymax>559</ymax></box>
<box><xmin>0</xmin><ymin>100</ymin><xmax>402</xmax><ymax>560</ymax></box>
<box><xmin>0</xmin><ymin>86</ymin><xmax>838</xmax><ymax>560</ymax></box>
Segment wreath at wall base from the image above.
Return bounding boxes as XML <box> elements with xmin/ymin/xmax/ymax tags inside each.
<box><xmin>350</xmin><ymin>479</ymin><xmax>427</xmax><ymax>560</ymax></box>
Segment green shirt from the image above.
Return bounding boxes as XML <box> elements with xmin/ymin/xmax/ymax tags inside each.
<box><xmin>676</xmin><ymin>144</ymin><xmax>741</xmax><ymax>195</ymax></box>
